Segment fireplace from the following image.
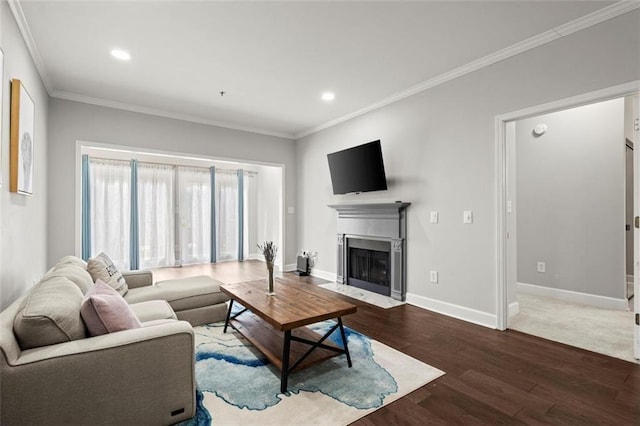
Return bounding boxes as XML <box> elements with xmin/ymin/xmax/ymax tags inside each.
<box><xmin>347</xmin><ymin>239</ymin><xmax>391</xmax><ymax>296</ymax></box>
<box><xmin>329</xmin><ymin>202</ymin><xmax>410</xmax><ymax>301</ymax></box>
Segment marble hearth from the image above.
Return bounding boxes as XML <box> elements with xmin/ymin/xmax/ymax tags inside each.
<box><xmin>328</xmin><ymin>202</ymin><xmax>410</xmax><ymax>301</ymax></box>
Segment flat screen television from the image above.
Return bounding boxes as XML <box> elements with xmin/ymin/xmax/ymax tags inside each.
<box><xmin>327</xmin><ymin>140</ymin><xmax>387</xmax><ymax>194</ymax></box>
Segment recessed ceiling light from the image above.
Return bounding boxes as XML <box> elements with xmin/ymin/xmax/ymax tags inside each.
<box><xmin>110</xmin><ymin>49</ymin><xmax>131</xmax><ymax>61</ymax></box>
<box><xmin>322</xmin><ymin>92</ymin><xmax>335</xmax><ymax>102</ymax></box>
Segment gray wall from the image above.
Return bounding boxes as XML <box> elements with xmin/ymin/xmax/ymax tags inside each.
<box><xmin>0</xmin><ymin>0</ymin><xmax>50</xmax><ymax>310</ymax></box>
<box><xmin>47</xmin><ymin>99</ymin><xmax>297</xmax><ymax>269</ymax></box>
<box><xmin>296</xmin><ymin>10</ymin><xmax>640</xmax><ymax>319</ymax></box>
<box><xmin>516</xmin><ymin>98</ymin><xmax>625</xmax><ymax>299</ymax></box>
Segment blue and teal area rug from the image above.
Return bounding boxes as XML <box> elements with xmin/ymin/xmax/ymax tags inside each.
<box><xmin>183</xmin><ymin>319</ymin><xmax>444</xmax><ymax>425</ymax></box>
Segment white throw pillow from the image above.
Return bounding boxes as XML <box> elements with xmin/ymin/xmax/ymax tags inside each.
<box><xmin>87</xmin><ymin>252</ymin><xmax>128</xmax><ymax>296</ymax></box>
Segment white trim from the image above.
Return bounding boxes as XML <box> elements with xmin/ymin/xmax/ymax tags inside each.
<box><xmin>79</xmin><ymin>140</ymin><xmax>287</xmax><ymax>169</ymax></box>
<box><xmin>53</xmin><ymin>91</ymin><xmax>295</xmax><ymax>140</ymax></box>
<box><xmin>7</xmin><ymin>0</ymin><xmax>53</xmax><ymax>94</ymax></box>
<box><xmin>495</xmin><ymin>114</ymin><xmax>508</xmax><ymax>331</ymax></box>
<box><xmin>553</xmin><ymin>1</ymin><xmax>640</xmax><ymax>37</ymax></box>
<box><xmin>508</xmin><ymin>302</ymin><xmax>520</xmax><ymax>318</ymax></box>
<box><xmin>74</xmin><ymin>141</ymin><xmax>83</xmax><ymax>257</ymax></box>
<box><xmin>498</xmin><ymin>81</ymin><xmax>640</xmax><ymax>123</ymax></box>
<box><xmin>295</xmin><ymin>1</ymin><xmax>640</xmax><ymax>139</ymax></box>
<box><xmin>406</xmin><ymin>292</ymin><xmax>497</xmax><ymax>329</ymax></box>
<box><xmin>283</xmin><ymin>263</ymin><xmax>296</xmax><ymax>272</ymax></box>
<box><xmin>309</xmin><ymin>268</ymin><xmax>336</xmax><ymax>282</ymax></box>
<box><xmin>495</xmin><ymin>81</ymin><xmax>640</xmax><ymax>334</ymax></box>
<box><xmin>517</xmin><ymin>282</ymin><xmax>629</xmax><ymax>311</ymax></box>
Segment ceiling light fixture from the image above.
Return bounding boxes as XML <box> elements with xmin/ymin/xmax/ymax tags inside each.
<box><xmin>322</xmin><ymin>92</ymin><xmax>335</xmax><ymax>102</ymax></box>
<box><xmin>110</xmin><ymin>49</ymin><xmax>131</xmax><ymax>61</ymax></box>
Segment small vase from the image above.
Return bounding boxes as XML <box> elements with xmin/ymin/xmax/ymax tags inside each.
<box><xmin>266</xmin><ymin>263</ymin><xmax>275</xmax><ymax>295</ymax></box>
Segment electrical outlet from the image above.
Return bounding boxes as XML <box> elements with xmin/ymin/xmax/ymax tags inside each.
<box><xmin>537</xmin><ymin>262</ymin><xmax>546</xmax><ymax>273</ymax></box>
<box><xmin>430</xmin><ymin>270</ymin><xmax>438</xmax><ymax>283</ymax></box>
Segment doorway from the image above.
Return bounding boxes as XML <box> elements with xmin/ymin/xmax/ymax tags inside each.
<box><xmin>626</xmin><ymin>138</ymin><xmax>635</xmax><ymax>302</ymax></box>
<box><xmin>495</xmin><ymin>83</ymin><xmax>640</xmax><ymax>363</ymax></box>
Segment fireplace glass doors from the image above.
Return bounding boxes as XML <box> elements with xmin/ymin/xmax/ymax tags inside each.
<box><xmin>347</xmin><ymin>238</ymin><xmax>391</xmax><ymax>296</ymax></box>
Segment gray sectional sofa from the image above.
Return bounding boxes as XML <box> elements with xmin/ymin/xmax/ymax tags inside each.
<box><xmin>0</xmin><ymin>255</ymin><xmax>229</xmax><ymax>425</ymax></box>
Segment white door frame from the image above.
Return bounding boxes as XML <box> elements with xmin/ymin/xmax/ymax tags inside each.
<box><xmin>633</xmin><ymin>94</ymin><xmax>640</xmax><ymax>360</ymax></box>
<box><xmin>495</xmin><ymin>80</ymin><xmax>640</xmax><ymax>331</ymax></box>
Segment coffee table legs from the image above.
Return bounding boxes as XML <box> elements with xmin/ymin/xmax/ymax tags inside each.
<box><xmin>223</xmin><ymin>300</ymin><xmax>234</xmax><ymax>333</ymax></box>
<box><xmin>224</xmin><ymin>305</ymin><xmax>352</xmax><ymax>393</ymax></box>
<box><xmin>223</xmin><ymin>299</ymin><xmax>248</xmax><ymax>334</ymax></box>
<box><xmin>338</xmin><ymin>317</ymin><xmax>352</xmax><ymax>368</ymax></box>
<box><xmin>278</xmin><ymin>318</ymin><xmax>352</xmax><ymax>393</ymax></box>
<box><xmin>281</xmin><ymin>330</ymin><xmax>292</xmax><ymax>393</ymax></box>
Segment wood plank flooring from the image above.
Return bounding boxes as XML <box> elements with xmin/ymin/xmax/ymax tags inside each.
<box><xmin>153</xmin><ymin>261</ymin><xmax>640</xmax><ymax>425</ymax></box>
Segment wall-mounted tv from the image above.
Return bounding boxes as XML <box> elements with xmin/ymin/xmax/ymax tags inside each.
<box><xmin>327</xmin><ymin>140</ymin><xmax>388</xmax><ymax>195</ymax></box>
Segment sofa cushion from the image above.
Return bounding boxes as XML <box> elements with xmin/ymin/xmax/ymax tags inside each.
<box><xmin>129</xmin><ymin>300</ymin><xmax>177</xmax><ymax>323</ymax></box>
<box><xmin>13</xmin><ymin>277</ymin><xmax>87</xmax><ymax>350</ymax></box>
<box><xmin>87</xmin><ymin>252</ymin><xmax>128</xmax><ymax>296</ymax></box>
<box><xmin>42</xmin><ymin>264</ymin><xmax>94</xmax><ymax>294</ymax></box>
<box><xmin>56</xmin><ymin>255</ymin><xmax>88</xmax><ymax>269</ymax></box>
<box><xmin>124</xmin><ymin>275</ymin><xmax>228</xmax><ymax>311</ymax></box>
<box><xmin>80</xmin><ymin>280</ymin><xmax>142</xmax><ymax>336</ymax></box>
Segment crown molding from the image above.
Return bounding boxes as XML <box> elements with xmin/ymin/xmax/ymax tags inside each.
<box><xmin>554</xmin><ymin>0</ymin><xmax>640</xmax><ymax>37</ymax></box>
<box><xmin>9</xmin><ymin>0</ymin><xmax>638</xmax><ymax>141</ymax></box>
<box><xmin>7</xmin><ymin>0</ymin><xmax>53</xmax><ymax>94</ymax></box>
<box><xmin>10</xmin><ymin>0</ymin><xmax>293</xmax><ymax>140</ymax></box>
<box><xmin>52</xmin><ymin>90</ymin><xmax>295</xmax><ymax>140</ymax></box>
<box><xmin>294</xmin><ymin>0</ymin><xmax>640</xmax><ymax>139</ymax></box>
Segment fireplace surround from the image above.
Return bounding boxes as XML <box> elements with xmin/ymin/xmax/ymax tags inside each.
<box><xmin>328</xmin><ymin>202</ymin><xmax>410</xmax><ymax>301</ymax></box>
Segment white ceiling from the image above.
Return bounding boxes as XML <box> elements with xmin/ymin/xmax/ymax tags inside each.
<box><xmin>12</xmin><ymin>1</ymin><xmax>622</xmax><ymax>138</ymax></box>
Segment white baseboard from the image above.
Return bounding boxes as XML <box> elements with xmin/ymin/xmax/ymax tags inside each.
<box><xmin>283</xmin><ymin>263</ymin><xmax>296</xmax><ymax>272</ymax></box>
<box><xmin>508</xmin><ymin>301</ymin><xmax>520</xmax><ymax>317</ymax></box>
<box><xmin>405</xmin><ymin>292</ymin><xmax>497</xmax><ymax>329</ymax></box>
<box><xmin>517</xmin><ymin>282</ymin><xmax>628</xmax><ymax>311</ymax></box>
<box><xmin>309</xmin><ymin>268</ymin><xmax>336</xmax><ymax>282</ymax></box>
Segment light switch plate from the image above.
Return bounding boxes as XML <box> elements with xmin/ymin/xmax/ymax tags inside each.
<box><xmin>463</xmin><ymin>210</ymin><xmax>473</xmax><ymax>224</ymax></box>
<box><xmin>430</xmin><ymin>211</ymin><xmax>438</xmax><ymax>223</ymax></box>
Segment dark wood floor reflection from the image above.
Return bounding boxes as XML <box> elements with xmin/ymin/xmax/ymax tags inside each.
<box><xmin>153</xmin><ymin>260</ymin><xmax>640</xmax><ymax>425</ymax></box>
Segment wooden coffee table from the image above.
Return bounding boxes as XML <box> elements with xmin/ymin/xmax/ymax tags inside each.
<box><xmin>220</xmin><ymin>279</ymin><xmax>357</xmax><ymax>393</ymax></box>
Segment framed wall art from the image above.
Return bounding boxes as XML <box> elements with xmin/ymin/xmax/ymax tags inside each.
<box><xmin>0</xmin><ymin>49</ymin><xmax>4</xmax><ymax>188</ymax></box>
<box><xmin>10</xmin><ymin>79</ymin><xmax>35</xmax><ymax>195</ymax></box>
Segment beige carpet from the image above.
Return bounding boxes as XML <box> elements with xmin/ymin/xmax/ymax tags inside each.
<box><xmin>509</xmin><ymin>293</ymin><xmax>638</xmax><ymax>364</ymax></box>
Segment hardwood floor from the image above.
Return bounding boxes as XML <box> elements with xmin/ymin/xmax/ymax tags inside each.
<box><xmin>153</xmin><ymin>261</ymin><xmax>640</xmax><ymax>425</ymax></box>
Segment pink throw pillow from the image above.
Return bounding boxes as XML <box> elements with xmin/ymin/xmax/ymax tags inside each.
<box><xmin>80</xmin><ymin>280</ymin><xmax>142</xmax><ymax>336</ymax></box>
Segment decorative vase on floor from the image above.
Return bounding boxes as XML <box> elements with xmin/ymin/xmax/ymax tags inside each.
<box><xmin>258</xmin><ymin>241</ymin><xmax>278</xmax><ymax>296</ymax></box>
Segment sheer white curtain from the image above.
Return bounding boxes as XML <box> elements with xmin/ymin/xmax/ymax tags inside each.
<box><xmin>176</xmin><ymin>166</ymin><xmax>211</xmax><ymax>265</ymax></box>
<box><xmin>89</xmin><ymin>159</ymin><xmax>131</xmax><ymax>270</ymax></box>
<box><xmin>243</xmin><ymin>172</ymin><xmax>258</xmax><ymax>259</ymax></box>
<box><xmin>138</xmin><ymin>163</ymin><xmax>176</xmax><ymax>269</ymax></box>
<box><xmin>215</xmin><ymin>171</ymin><xmax>238</xmax><ymax>261</ymax></box>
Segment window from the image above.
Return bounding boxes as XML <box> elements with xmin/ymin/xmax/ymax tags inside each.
<box><xmin>137</xmin><ymin>162</ymin><xmax>176</xmax><ymax>269</ymax></box>
<box><xmin>215</xmin><ymin>170</ymin><xmax>239</xmax><ymax>261</ymax></box>
<box><xmin>83</xmin><ymin>156</ymin><xmax>257</xmax><ymax>269</ymax></box>
<box><xmin>176</xmin><ymin>166</ymin><xmax>211</xmax><ymax>265</ymax></box>
<box><xmin>88</xmin><ymin>159</ymin><xmax>131</xmax><ymax>270</ymax></box>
